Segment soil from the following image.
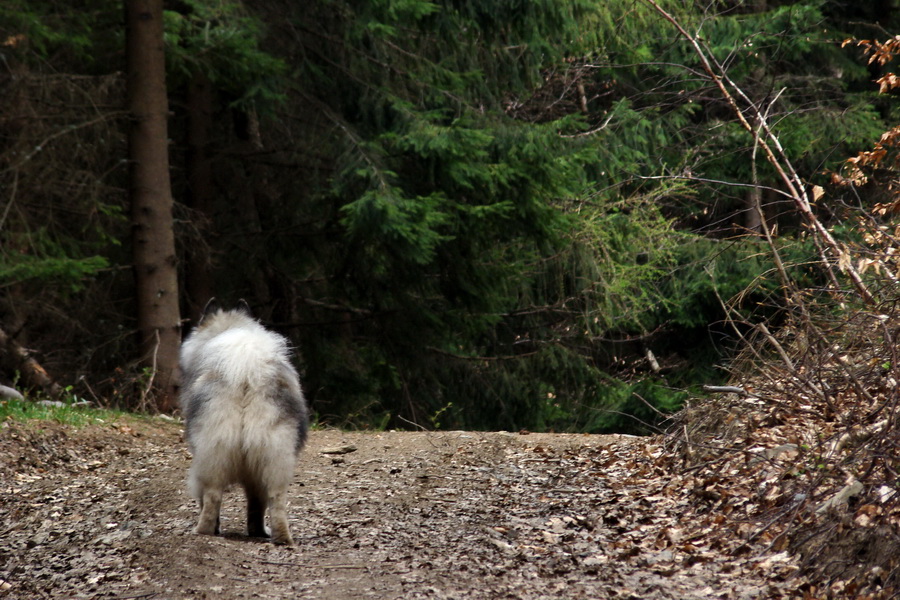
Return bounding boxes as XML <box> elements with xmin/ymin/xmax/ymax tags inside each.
<box><xmin>0</xmin><ymin>417</ymin><xmax>803</xmax><ymax>599</ymax></box>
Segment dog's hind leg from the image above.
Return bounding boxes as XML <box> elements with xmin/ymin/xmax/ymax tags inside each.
<box><xmin>195</xmin><ymin>487</ymin><xmax>223</xmax><ymax>536</ymax></box>
<box><xmin>245</xmin><ymin>485</ymin><xmax>270</xmax><ymax>538</ymax></box>
<box><xmin>268</xmin><ymin>490</ymin><xmax>293</xmax><ymax>546</ymax></box>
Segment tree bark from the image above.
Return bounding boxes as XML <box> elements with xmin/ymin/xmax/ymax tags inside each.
<box><xmin>744</xmin><ymin>187</ymin><xmax>763</xmax><ymax>234</ymax></box>
<box><xmin>125</xmin><ymin>0</ymin><xmax>181</xmax><ymax>411</ymax></box>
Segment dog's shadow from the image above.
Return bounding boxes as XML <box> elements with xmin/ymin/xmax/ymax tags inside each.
<box><xmin>216</xmin><ymin>530</ymin><xmax>290</xmax><ymax>547</ymax></box>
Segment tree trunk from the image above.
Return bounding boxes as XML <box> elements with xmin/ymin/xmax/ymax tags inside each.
<box><xmin>125</xmin><ymin>0</ymin><xmax>181</xmax><ymax>411</ymax></box>
<box><xmin>744</xmin><ymin>187</ymin><xmax>763</xmax><ymax>234</ymax></box>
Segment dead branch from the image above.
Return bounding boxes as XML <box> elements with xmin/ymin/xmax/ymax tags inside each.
<box><xmin>702</xmin><ymin>385</ymin><xmax>759</xmax><ymax>397</ymax></box>
<box><xmin>826</xmin><ymin>418</ymin><xmax>889</xmax><ymax>458</ymax></box>
<box><xmin>0</xmin><ymin>324</ymin><xmax>63</xmax><ymax>398</ymax></box>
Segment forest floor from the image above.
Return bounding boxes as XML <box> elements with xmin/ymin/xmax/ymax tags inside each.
<box><xmin>0</xmin><ymin>415</ymin><xmax>834</xmax><ymax>600</ymax></box>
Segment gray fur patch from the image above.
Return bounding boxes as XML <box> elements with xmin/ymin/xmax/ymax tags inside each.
<box><xmin>273</xmin><ymin>367</ymin><xmax>309</xmax><ymax>452</ymax></box>
<box><xmin>180</xmin><ymin>373</ymin><xmax>221</xmax><ymax>447</ymax></box>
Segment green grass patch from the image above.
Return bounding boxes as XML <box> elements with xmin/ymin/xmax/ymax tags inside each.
<box><xmin>0</xmin><ymin>395</ymin><xmax>133</xmax><ymax>427</ymax></box>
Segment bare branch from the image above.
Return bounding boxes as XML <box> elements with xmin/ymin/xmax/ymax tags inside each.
<box><xmin>642</xmin><ymin>0</ymin><xmax>875</xmax><ymax>305</ymax></box>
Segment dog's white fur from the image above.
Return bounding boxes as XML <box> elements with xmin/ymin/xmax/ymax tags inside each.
<box><xmin>180</xmin><ymin>302</ymin><xmax>308</xmax><ymax>545</ymax></box>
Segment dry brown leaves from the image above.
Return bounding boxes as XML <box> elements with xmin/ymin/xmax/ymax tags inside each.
<box><xmin>3</xmin><ymin>346</ymin><xmax>899</xmax><ymax>600</ymax></box>
<box><xmin>663</xmin><ymin>310</ymin><xmax>900</xmax><ymax>600</ymax></box>
<box><xmin>0</xmin><ymin>419</ymin><xmax>815</xmax><ymax>600</ymax></box>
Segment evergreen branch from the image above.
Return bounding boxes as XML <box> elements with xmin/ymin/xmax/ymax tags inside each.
<box><xmin>642</xmin><ymin>0</ymin><xmax>875</xmax><ymax>306</ymax></box>
<box><xmin>289</xmin><ymin>22</ymin><xmax>477</xmax><ymax>113</ymax></box>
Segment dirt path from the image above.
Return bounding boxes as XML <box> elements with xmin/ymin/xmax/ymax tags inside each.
<box><xmin>0</xmin><ymin>418</ymin><xmax>796</xmax><ymax>599</ymax></box>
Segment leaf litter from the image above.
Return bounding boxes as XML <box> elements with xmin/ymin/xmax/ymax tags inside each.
<box><xmin>0</xmin><ymin>412</ymin><xmax>890</xmax><ymax>599</ymax></box>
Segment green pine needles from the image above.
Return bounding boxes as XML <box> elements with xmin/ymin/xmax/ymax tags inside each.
<box><xmin>1</xmin><ymin>0</ymin><xmax>888</xmax><ymax>432</ymax></box>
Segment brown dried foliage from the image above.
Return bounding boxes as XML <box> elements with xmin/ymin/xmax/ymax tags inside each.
<box><xmin>836</xmin><ymin>37</ymin><xmax>900</xmax><ymax>215</ymax></box>
<box><xmin>666</xmin><ymin>301</ymin><xmax>900</xmax><ymax>598</ymax></box>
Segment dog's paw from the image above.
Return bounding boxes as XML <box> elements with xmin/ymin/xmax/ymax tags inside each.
<box><xmin>194</xmin><ymin>524</ymin><xmax>217</xmax><ymax>536</ymax></box>
<box><xmin>247</xmin><ymin>524</ymin><xmax>271</xmax><ymax>538</ymax></box>
<box><xmin>271</xmin><ymin>532</ymin><xmax>294</xmax><ymax>546</ymax></box>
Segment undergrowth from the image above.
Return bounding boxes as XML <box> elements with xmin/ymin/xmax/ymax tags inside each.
<box><xmin>666</xmin><ymin>293</ymin><xmax>900</xmax><ymax>599</ymax></box>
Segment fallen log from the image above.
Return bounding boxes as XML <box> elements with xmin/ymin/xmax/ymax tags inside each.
<box><xmin>0</xmin><ymin>324</ymin><xmax>63</xmax><ymax>398</ymax></box>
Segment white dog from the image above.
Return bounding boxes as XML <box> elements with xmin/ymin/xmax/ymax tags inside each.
<box><xmin>179</xmin><ymin>299</ymin><xmax>308</xmax><ymax>545</ymax></box>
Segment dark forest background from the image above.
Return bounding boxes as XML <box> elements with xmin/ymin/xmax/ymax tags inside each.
<box><xmin>1</xmin><ymin>0</ymin><xmax>898</xmax><ymax>432</ymax></box>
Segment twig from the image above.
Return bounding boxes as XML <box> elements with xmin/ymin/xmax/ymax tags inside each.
<box><xmin>826</xmin><ymin>419</ymin><xmax>888</xmax><ymax>458</ymax></box>
<box><xmin>636</xmin><ymin>174</ymin><xmax>793</xmax><ymax>199</ymax></box>
<box><xmin>756</xmin><ymin>322</ymin><xmax>831</xmax><ymax>407</ymax></box>
<box><xmin>633</xmin><ymin>391</ymin><xmax>668</xmax><ymax>417</ymax></box>
<box><xmin>0</xmin><ymin>112</ymin><xmax>127</xmax><ymax>175</ymax></box>
<box><xmin>0</xmin><ymin>169</ymin><xmax>17</xmax><ymax>232</ymax></box>
<box><xmin>559</xmin><ymin>110</ymin><xmax>616</xmax><ymax>138</ymax></box>
<box><xmin>702</xmin><ymin>385</ymin><xmax>759</xmax><ymax>398</ymax></box>
<box><xmin>751</xmin><ymin>498</ymin><xmax>808</xmax><ymax>554</ymax></box>
<box><xmin>751</xmin><ymin>91</ymin><xmax>795</xmax><ymax>297</ymax></box>
<box><xmin>139</xmin><ymin>329</ymin><xmax>160</xmax><ymax>412</ymax></box>
<box><xmin>396</xmin><ymin>414</ymin><xmax>429</xmax><ymax>432</ymax></box>
<box><xmin>755</xmin><ymin>323</ymin><xmax>795</xmax><ymax>372</ymax></box>
<box><xmin>708</xmin><ymin>274</ymin><xmax>786</xmax><ymax>391</ymax></box>
<box><xmin>682</xmin><ymin>423</ymin><xmax>693</xmax><ymax>462</ymax></box>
